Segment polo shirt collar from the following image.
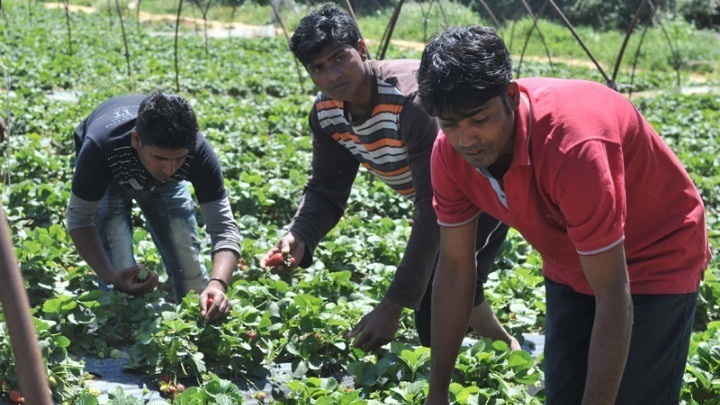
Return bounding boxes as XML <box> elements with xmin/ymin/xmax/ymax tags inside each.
<box><xmin>511</xmin><ymin>91</ymin><xmax>534</xmax><ymax>168</ymax></box>
<box><xmin>474</xmin><ymin>91</ymin><xmax>533</xmax><ymax>209</ymax></box>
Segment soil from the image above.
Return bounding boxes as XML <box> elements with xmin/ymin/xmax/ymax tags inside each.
<box><xmin>43</xmin><ymin>2</ymin><xmax>279</xmax><ymax>35</ymax></box>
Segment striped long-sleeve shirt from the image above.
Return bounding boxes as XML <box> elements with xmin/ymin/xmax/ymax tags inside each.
<box><xmin>289</xmin><ymin>60</ymin><xmax>441</xmax><ymax>309</ymax></box>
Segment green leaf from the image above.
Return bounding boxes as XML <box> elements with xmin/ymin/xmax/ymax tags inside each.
<box><xmin>192</xmin><ymin>352</ymin><xmax>206</xmax><ymax>373</ymax></box>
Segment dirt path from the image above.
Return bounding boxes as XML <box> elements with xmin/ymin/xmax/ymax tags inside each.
<box><xmin>43</xmin><ymin>2</ymin><xmax>715</xmax><ymax>92</ymax></box>
<box><xmin>44</xmin><ymin>2</ymin><xmax>281</xmax><ymax>36</ymax></box>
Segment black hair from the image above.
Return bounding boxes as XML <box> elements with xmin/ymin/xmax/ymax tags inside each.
<box><xmin>135</xmin><ymin>92</ymin><xmax>198</xmax><ymax>150</ymax></box>
<box><xmin>289</xmin><ymin>3</ymin><xmax>362</xmax><ymax>66</ymax></box>
<box><xmin>416</xmin><ymin>25</ymin><xmax>513</xmax><ymax>121</ymax></box>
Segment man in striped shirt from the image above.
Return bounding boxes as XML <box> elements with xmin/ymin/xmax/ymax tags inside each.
<box><xmin>261</xmin><ymin>5</ymin><xmax>519</xmax><ymax>352</ymax></box>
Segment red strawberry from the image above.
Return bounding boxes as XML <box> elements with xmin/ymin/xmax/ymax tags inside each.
<box><xmin>206</xmin><ymin>297</ymin><xmax>214</xmax><ymax>310</ymax></box>
<box><xmin>246</xmin><ymin>330</ymin><xmax>257</xmax><ymax>340</ymax></box>
<box><xmin>160</xmin><ymin>374</ymin><xmax>171</xmax><ymax>384</ymax></box>
<box><xmin>9</xmin><ymin>390</ymin><xmax>23</xmax><ymax>404</ymax></box>
<box><xmin>265</xmin><ymin>252</ymin><xmax>296</xmax><ymax>267</ymax></box>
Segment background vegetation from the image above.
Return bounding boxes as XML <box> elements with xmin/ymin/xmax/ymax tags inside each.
<box><xmin>0</xmin><ymin>0</ymin><xmax>718</xmax><ymax>404</ymax></box>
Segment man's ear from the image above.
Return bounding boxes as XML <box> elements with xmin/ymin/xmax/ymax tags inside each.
<box><xmin>358</xmin><ymin>39</ymin><xmax>369</xmax><ymax>61</ymax></box>
<box><xmin>131</xmin><ymin>131</ymin><xmax>141</xmax><ymax>149</ymax></box>
<box><xmin>507</xmin><ymin>81</ymin><xmax>520</xmax><ymax>110</ymax></box>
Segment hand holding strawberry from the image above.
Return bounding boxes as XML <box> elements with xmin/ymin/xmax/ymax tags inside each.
<box><xmin>261</xmin><ymin>232</ymin><xmax>305</xmax><ymax>276</ymax></box>
<box><xmin>200</xmin><ymin>284</ymin><xmax>231</xmax><ymax>322</ymax></box>
<box><xmin>264</xmin><ymin>252</ymin><xmax>296</xmax><ymax>267</ymax></box>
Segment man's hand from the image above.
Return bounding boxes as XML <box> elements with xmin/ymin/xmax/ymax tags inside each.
<box><xmin>200</xmin><ymin>285</ymin><xmax>231</xmax><ymax>322</ymax></box>
<box><xmin>110</xmin><ymin>265</ymin><xmax>159</xmax><ymax>296</ymax></box>
<box><xmin>260</xmin><ymin>232</ymin><xmax>306</xmax><ymax>276</ymax></box>
<box><xmin>348</xmin><ymin>297</ymin><xmax>403</xmax><ymax>352</ymax></box>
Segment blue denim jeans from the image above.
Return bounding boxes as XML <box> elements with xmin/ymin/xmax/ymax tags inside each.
<box><xmin>544</xmin><ymin>277</ymin><xmax>697</xmax><ymax>405</ymax></box>
<box><xmin>95</xmin><ymin>181</ymin><xmax>209</xmax><ymax>301</ymax></box>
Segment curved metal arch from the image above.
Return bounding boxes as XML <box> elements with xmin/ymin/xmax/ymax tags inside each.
<box><xmin>515</xmin><ymin>0</ymin><xmax>556</xmax><ymax>79</ymax></box>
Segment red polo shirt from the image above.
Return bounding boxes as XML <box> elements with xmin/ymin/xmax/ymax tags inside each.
<box><xmin>431</xmin><ymin>78</ymin><xmax>710</xmax><ymax>295</ymax></box>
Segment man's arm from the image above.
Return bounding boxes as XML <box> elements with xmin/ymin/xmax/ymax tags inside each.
<box><xmin>69</xmin><ymin>226</ymin><xmax>159</xmax><ymax>295</ymax></box>
<box><xmin>579</xmin><ymin>242</ymin><xmax>633</xmax><ymax>405</ymax></box>
<box><xmin>425</xmin><ymin>217</ymin><xmax>479</xmax><ymax>404</ymax></box>
<box><xmin>198</xmin><ymin>196</ymin><xmax>242</xmax><ymax>281</ymax></box>
<box><xmin>67</xmin><ymin>193</ymin><xmax>158</xmax><ymax>295</ymax></box>
<box><xmin>69</xmin><ymin>226</ymin><xmax>117</xmax><ymax>285</ymax></box>
<box><xmin>384</xmin><ymin>99</ymin><xmax>441</xmax><ymax>310</ymax></box>
<box><xmin>287</xmin><ymin>111</ymin><xmax>359</xmax><ymax>267</ymax></box>
<box><xmin>0</xmin><ymin>207</ymin><xmax>54</xmax><ymax>405</ymax></box>
<box><xmin>200</xmin><ymin>248</ymin><xmax>239</xmax><ymax>321</ymax></box>
<box><xmin>197</xmin><ymin>196</ymin><xmax>241</xmax><ymax>321</ymax></box>
<box><xmin>348</xmin><ymin>99</ymin><xmax>441</xmax><ymax>351</ymax></box>
<box><xmin>208</xmin><ymin>250</ymin><xmax>238</xmax><ymax>284</ymax></box>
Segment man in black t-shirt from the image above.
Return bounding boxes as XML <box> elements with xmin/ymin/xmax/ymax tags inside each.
<box><xmin>67</xmin><ymin>92</ymin><xmax>241</xmax><ymax>321</ymax></box>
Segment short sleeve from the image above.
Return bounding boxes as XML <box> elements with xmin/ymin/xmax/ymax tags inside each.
<box><xmin>430</xmin><ymin>134</ymin><xmax>482</xmax><ymax>226</ymax></box>
<box><xmin>188</xmin><ymin>134</ymin><xmax>227</xmax><ymax>204</ymax></box>
<box><xmin>553</xmin><ymin>140</ymin><xmax>626</xmax><ymax>255</ymax></box>
<box><xmin>72</xmin><ymin>140</ymin><xmax>110</xmax><ymax>202</ymax></box>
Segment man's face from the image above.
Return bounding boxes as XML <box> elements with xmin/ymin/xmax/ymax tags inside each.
<box><xmin>131</xmin><ymin>132</ymin><xmax>188</xmax><ymax>183</ymax></box>
<box><xmin>439</xmin><ymin>83</ymin><xmax>519</xmax><ymax>170</ymax></box>
<box><xmin>305</xmin><ymin>41</ymin><xmax>369</xmax><ymax>102</ymax></box>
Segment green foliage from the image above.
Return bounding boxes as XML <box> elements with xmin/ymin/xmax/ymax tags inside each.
<box><xmin>682</xmin><ymin>321</ymin><xmax>720</xmax><ymax>403</ymax></box>
<box><xmin>0</xmin><ymin>317</ymin><xmax>85</xmax><ymax>402</ymax></box>
<box><xmin>0</xmin><ymin>2</ymin><xmax>717</xmax><ymax>403</ymax></box>
<box><xmin>454</xmin><ymin>340</ymin><xmax>543</xmax><ymax>402</ymax></box>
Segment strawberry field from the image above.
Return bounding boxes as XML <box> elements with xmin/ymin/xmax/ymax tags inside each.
<box><xmin>0</xmin><ymin>3</ymin><xmax>719</xmax><ymax>404</ymax></box>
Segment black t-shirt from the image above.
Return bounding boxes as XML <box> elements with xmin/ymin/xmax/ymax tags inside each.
<box><xmin>72</xmin><ymin>95</ymin><xmax>226</xmax><ymax>204</ymax></box>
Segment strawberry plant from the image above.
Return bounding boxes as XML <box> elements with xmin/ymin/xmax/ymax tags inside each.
<box><xmin>453</xmin><ymin>340</ymin><xmax>543</xmax><ymax>402</ymax></box>
<box><xmin>0</xmin><ymin>2</ymin><xmax>717</xmax><ymax>402</ymax></box>
<box><xmin>0</xmin><ymin>316</ymin><xmax>85</xmax><ymax>402</ymax></box>
<box><xmin>682</xmin><ymin>321</ymin><xmax>720</xmax><ymax>403</ymax></box>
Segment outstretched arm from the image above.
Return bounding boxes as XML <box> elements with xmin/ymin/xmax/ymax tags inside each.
<box><xmin>198</xmin><ymin>197</ymin><xmax>241</xmax><ymax>321</ymax></box>
<box><xmin>579</xmin><ymin>243</ymin><xmax>632</xmax><ymax>405</ymax></box>
<box><xmin>200</xmin><ymin>248</ymin><xmax>239</xmax><ymax>322</ymax></box>
<box><xmin>286</xmin><ymin>110</ymin><xmax>360</xmax><ymax>268</ymax></box>
<box><xmin>425</xmin><ymin>217</ymin><xmax>479</xmax><ymax>404</ymax></box>
<box><xmin>69</xmin><ymin>226</ymin><xmax>159</xmax><ymax>295</ymax></box>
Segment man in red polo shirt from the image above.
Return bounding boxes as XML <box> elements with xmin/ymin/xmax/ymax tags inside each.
<box><xmin>416</xmin><ymin>26</ymin><xmax>710</xmax><ymax>404</ymax></box>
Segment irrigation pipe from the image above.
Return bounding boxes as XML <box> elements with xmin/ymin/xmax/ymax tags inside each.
<box><xmin>546</xmin><ymin>0</ymin><xmax>612</xmax><ymax>87</ymax></box>
<box><xmin>267</xmin><ymin>0</ymin><xmax>306</xmax><ymax>93</ymax></box>
<box><xmin>174</xmin><ymin>0</ymin><xmax>183</xmax><ymax>92</ymax></box>
<box><xmin>377</xmin><ymin>0</ymin><xmax>405</xmax><ymax>60</ymax></box>
<box><xmin>516</xmin><ymin>0</ymin><xmax>550</xmax><ymax>79</ymax></box>
<box><xmin>612</xmin><ymin>0</ymin><xmax>651</xmax><ymax>86</ymax></box>
<box><xmin>516</xmin><ymin>0</ymin><xmax>555</xmax><ymax>78</ymax></box>
<box><xmin>115</xmin><ymin>0</ymin><xmax>134</xmax><ymax>92</ymax></box>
